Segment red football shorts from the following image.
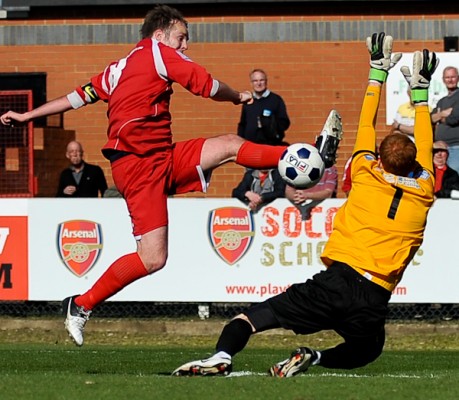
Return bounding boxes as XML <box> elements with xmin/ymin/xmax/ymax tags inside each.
<box><xmin>111</xmin><ymin>138</ymin><xmax>208</xmax><ymax>237</ymax></box>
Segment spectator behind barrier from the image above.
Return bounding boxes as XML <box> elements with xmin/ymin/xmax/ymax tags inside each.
<box><xmin>232</xmin><ymin>168</ymin><xmax>286</xmax><ymax>212</ymax></box>
<box><xmin>56</xmin><ymin>140</ymin><xmax>108</xmax><ymax>197</ymax></box>
<box><xmin>237</xmin><ymin>69</ymin><xmax>290</xmax><ymax>145</ymax></box>
<box><xmin>431</xmin><ymin>66</ymin><xmax>459</xmax><ymax>175</ymax></box>
<box><xmin>433</xmin><ymin>140</ymin><xmax>459</xmax><ymax>199</ymax></box>
<box><xmin>286</xmin><ymin>165</ymin><xmax>338</xmax><ymax>219</ymax></box>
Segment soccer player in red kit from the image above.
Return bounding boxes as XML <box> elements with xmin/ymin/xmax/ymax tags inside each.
<box><xmin>0</xmin><ymin>5</ymin><xmax>341</xmax><ymax>346</ymax></box>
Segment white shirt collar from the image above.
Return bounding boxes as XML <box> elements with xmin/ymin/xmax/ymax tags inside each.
<box><xmin>252</xmin><ymin>89</ymin><xmax>271</xmax><ymax>99</ymax></box>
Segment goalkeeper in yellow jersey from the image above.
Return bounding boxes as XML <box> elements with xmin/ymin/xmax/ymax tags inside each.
<box><xmin>172</xmin><ymin>33</ymin><xmax>439</xmax><ymax>378</ymax></box>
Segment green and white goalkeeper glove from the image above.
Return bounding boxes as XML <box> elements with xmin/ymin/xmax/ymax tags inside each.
<box><xmin>366</xmin><ymin>32</ymin><xmax>402</xmax><ymax>83</ymax></box>
<box><xmin>400</xmin><ymin>49</ymin><xmax>439</xmax><ymax>104</ymax></box>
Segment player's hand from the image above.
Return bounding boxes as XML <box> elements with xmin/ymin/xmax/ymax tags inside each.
<box><xmin>0</xmin><ymin>111</ymin><xmax>28</xmax><ymax>127</ymax></box>
<box><xmin>366</xmin><ymin>32</ymin><xmax>402</xmax><ymax>83</ymax></box>
<box><xmin>401</xmin><ymin>49</ymin><xmax>439</xmax><ymax>103</ymax></box>
<box><xmin>400</xmin><ymin>50</ymin><xmax>438</xmax><ymax>88</ymax></box>
<box><xmin>239</xmin><ymin>91</ymin><xmax>253</xmax><ymax>105</ymax></box>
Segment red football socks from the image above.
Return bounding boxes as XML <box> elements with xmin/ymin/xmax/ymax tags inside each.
<box><xmin>236</xmin><ymin>142</ymin><xmax>287</xmax><ymax>169</ymax></box>
<box><xmin>75</xmin><ymin>252</ymin><xmax>148</xmax><ymax>310</ymax></box>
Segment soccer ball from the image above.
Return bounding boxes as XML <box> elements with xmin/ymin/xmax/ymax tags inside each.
<box><xmin>278</xmin><ymin>143</ymin><xmax>325</xmax><ymax>189</ymax></box>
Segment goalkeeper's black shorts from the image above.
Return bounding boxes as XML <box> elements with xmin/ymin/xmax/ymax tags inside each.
<box><xmin>247</xmin><ymin>261</ymin><xmax>392</xmax><ymax>340</ymax></box>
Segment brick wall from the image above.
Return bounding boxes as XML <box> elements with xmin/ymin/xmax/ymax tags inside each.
<box><xmin>0</xmin><ymin>5</ymin><xmax>457</xmax><ymax>197</ymax></box>
<box><xmin>33</xmin><ymin>127</ymin><xmax>75</xmax><ymax>197</ymax></box>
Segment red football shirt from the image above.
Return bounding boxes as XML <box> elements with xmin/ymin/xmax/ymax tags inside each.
<box><xmin>68</xmin><ymin>38</ymin><xmax>218</xmax><ymax>157</ymax></box>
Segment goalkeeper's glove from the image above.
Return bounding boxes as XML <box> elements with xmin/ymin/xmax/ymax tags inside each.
<box><xmin>366</xmin><ymin>32</ymin><xmax>402</xmax><ymax>83</ymax></box>
<box><xmin>400</xmin><ymin>49</ymin><xmax>439</xmax><ymax>103</ymax></box>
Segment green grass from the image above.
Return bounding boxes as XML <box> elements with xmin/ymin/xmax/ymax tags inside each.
<box><xmin>0</xmin><ymin>343</ymin><xmax>458</xmax><ymax>400</ymax></box>
<box><xmin>0</xmin><ymin>319</ymin><xmax>458</xmax><ymax>399</ymax></box>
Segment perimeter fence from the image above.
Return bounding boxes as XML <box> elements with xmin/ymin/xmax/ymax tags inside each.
<box><xmin>0</xmin><ymin>301</ymin><xmax>456</xmax><ymax>322</ymax></box>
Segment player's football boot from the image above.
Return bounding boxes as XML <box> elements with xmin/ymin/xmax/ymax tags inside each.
<box><xmin>315</xmin><ymin>109</ymin><xmax>343</xmax><ymax>168</ymax></box>
<box><xmin>172</xmin><ymin>355</ymin><xmax>232</xmax><ymax>376</ymax></box>
<box><xmin>62</xmin><ymin>295</ymin><xmax>92</xmax><ymax>347</ymax></box>
<box><xmin>269</xmin><ymin>347</ymin><xmax>318</xmax><ymax>378</ymax></box>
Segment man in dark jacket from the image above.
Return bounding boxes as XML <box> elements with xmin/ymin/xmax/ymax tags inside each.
<box><xmin>237</xmin><ymin>69</ymin><xmax>290</xmax><ymax>145</ymax></box>
<box><xmin>56</xmin><ymin>140</ymin><xmax>108</xmax><ymax>197</ymax></box>
<box><xmin>433</xmin><ymin>140</ymin><xmax>459</xmax><ymax>199</ymax></box>
<box><xmin>232</xmin><ymin>168</ymin><xmax>285</xmax><ymax>212</ymax></box>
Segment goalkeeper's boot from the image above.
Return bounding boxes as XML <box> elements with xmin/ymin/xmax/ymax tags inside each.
<box><xmin>315</xmin><ymin>109</ymin><xmax>343</xmax><ymax>168</ymax></box>
<box><xmin>62</xmin><ymin>295</ymin><xmax>92</xmax><ymax>347</ymax></box>
<box><xmin>172</xmin><ymin>354</ymin><xmax>232</xmax><ymax>376</ymax></box>
<box><xmin>269</xmin><ymin>347</ymin><xmax>318</xmax><ymax>378</ymax></box>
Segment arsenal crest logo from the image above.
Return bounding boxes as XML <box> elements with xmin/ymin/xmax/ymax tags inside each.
<box><xmin>208</xmin><ymin>207</ymin><xmax>254</xmax><ymax>265</ymax></box>
<box><xmin>57</xmin><ymin>220</ymin><xmax>103</xmax><ymax>277</ymax></box>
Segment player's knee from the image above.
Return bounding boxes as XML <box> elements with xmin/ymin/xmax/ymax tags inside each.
<box><xmin>347</xmin><ymin>336</ymin><xmax>384</xmax><ymax>368</ymax></box>
<box><xmin>232</xmin><ymin>313</ymin><xmax>256</xmax><ymax>332</ymax></box>
<box><xmin>224</xmin><ymin>133</ymin><xmax>244</xmax><ymax>155</ymax></box>
<box><xmin>355</xmin><ymin>343</ymin><xmax>383</xmax><ymax>367</ymax></box>
<box><xmin>141</xmin><ymin>254</ymin><xmax>167</xmax><ymax>274</ymax></box>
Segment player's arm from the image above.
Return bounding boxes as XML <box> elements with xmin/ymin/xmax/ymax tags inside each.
<box><xmin>165</xmin><ymin>48</ymin><xmax>252</xmax><ymax>105</ymax></box>
<box><xmin>354</xmin><ymin>33</ymin><xmax>402</xmax><ymax>154</ymax></box>
<box><xmin>400</xmin><ymin>49</ymin><xmax>439</xmax><ymax>172</ymax></box>
<box><xmin>353</xmin><ymin>83</ymin><xmax>381</xmax><ymax>154</ymax></box>
<box><xmin>1</xmin><ymin>78</ymin><xmax>103</xmax><ymax>127</ymax></box>
<box><xmin>414</xmin><ymin>105</ymin><xmax>434</xmax><ymax>172</ymax></box>
<box><xmin>0</xmin><ymin>95</ymin><xmax>73</xmax><ymax>126</ymax></box>
<box><xmin>210</xmin><ymin>80</ymin><xmax>252</xmax><ymax>105</ymax></box>
<box><xmin>67</xmin><ymin>80</ymin><xmax>104</xmax><ymax>109</ymax></box>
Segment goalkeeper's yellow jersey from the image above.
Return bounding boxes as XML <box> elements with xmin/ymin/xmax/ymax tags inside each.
<box><xmin>321</xmin><ymin>85</ymin><xmax>435</xmax><ymax>292</ymax></box>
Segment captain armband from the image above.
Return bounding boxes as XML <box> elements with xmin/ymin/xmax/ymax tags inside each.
<box><xmin>67</xmin><ymin>82</ymin><xmax>101</xmax><ymax>109</ymax></box>
<box><xmin>80</xmin><ymin>82</ymin><xmax>100</xmax><ymax>104</ymax></box>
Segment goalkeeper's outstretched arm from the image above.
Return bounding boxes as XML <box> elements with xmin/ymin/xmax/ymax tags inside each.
<box><xmin>354</xmin><ymin>32</ymin><xmax>402</xmax><ymax>154</ymax></box>
<box><xmin>400</xmin><ymin>49</ymin><xmax>439</xmax><ymax>172</ymax></box>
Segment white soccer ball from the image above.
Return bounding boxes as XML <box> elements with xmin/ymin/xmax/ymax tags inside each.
<box><xmin>278</xmin><ymin>143</ymin><xmax>325</xmax><ymax>189</ymax></box>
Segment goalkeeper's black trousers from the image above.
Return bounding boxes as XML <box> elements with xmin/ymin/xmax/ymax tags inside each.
<box><xmin>217</xmin><ymin>261</ymin><xmax>390</xmax><ymax>369</ymax></box>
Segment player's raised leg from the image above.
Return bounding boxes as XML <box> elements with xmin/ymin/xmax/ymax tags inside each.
<box><xmin>199</xmin><ymin>134</ymin><xmax>286</xmax><ymax>171</ymax></box>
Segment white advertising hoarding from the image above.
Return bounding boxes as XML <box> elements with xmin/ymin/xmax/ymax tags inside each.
<box><xmin>1</xmin><ymin>198</ymin><xmax>459</xmax><ymax>303</ymax></box>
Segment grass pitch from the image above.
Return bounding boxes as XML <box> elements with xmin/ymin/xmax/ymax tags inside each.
<box><xmin>0</xmin><ymin>319</ymin><xmax>458</xmax><ymax>400</ymax></box>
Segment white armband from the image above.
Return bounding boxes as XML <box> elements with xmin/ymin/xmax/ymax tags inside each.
<box><xmin>66</xmin><ymin>91</ymin><xmax>85</xmax><ymax>109</ymax></box>
<box><xmin>209</xmin><ymin>79</ymin><xmax>219</xmax><ymax>97</ymax></box>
